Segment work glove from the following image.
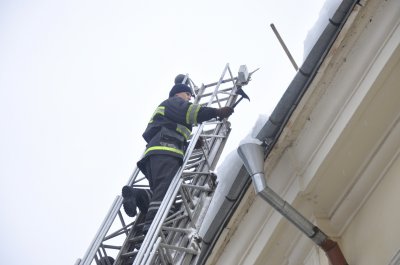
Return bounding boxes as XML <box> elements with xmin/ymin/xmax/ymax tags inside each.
<box><xmin>194</xmin><ymin>137</ymin><xmax>204</xmax><ymax>149</ymax></box>
<box><xmin>216</xmin><ymin>106</ymin><xmax>234</xmax><ymax>119</ymax></box>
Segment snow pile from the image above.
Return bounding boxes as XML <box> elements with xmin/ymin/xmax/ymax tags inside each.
<box><xmin>303</xmin><ymin>0</ymin><xmax>342</xmax><ymax>59</ymax></box>
<box><xmin>199</xmin><ymin>114</ymin><xmax>268</xmax><ymax>236</ymax></box>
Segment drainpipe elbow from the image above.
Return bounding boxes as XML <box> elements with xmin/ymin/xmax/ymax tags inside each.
<box><xmin>320</xmin><ymin>238</ymin><xmax>349</xmax><ymax>265</ymax></box>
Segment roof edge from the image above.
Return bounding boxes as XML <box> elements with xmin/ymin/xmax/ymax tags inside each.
<box><xmin>197</xmin><ymin>1</ymin><xmax>360</xmax><ymax>264</ymax></box>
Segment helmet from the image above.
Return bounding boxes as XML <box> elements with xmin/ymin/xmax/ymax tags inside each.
<box><xmin>174</xmin><ymin>74</ymin><xmax>190</xmax><ymax>85</ymax></box>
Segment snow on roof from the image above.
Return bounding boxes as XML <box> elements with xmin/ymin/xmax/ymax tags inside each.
<box><xmin>199</xmin><ymin>114</ymin><xmax>268</xmax><ymax>236</ymax></box>
<box><xmin>303</xmin><ymin>0</ymin><xmax>343</xmax><ymax>59</ymax></box>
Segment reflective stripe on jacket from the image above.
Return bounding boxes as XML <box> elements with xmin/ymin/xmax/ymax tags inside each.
<box><xmin>142</xmin><ymin>96</ymin><xmax>201</xmax><ymax>159</ymax></box>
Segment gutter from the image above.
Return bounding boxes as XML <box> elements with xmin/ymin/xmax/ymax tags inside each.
<box><xmin>197</xmin><ymin>0</ymin><xmax>358</xmax><ymax>264</ymax></box>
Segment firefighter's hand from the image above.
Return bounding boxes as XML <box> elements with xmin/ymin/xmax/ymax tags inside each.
<box><xmin>216</xmin><ymin>107</ymin><xmax>234</xmax><ymax>119</ymax></box>
<box><xmin>195</xmin><ymin>137</ymin><xmax>204</xmax><ymax>149</ymax></box>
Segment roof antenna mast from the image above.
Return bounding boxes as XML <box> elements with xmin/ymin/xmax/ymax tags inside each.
<box><xmin>270</xmin><ymin>23</ymin><xmax>299</xmax><ymax>71</ymax></box>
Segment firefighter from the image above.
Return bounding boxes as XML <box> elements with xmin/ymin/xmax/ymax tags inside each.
<box><xmin>122</xmin><ymin>75</ymin><xmax>234</xmax><ymax>232</ymax></box>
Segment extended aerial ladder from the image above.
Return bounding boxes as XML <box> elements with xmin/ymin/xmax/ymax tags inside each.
<box><xmin>75</xmin><ymin>63</ymin><xmax>254</xmax><ymax>265</ymax></box>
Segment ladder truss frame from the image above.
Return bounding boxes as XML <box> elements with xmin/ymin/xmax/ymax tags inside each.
<box><xmin>76</xmin><ymin>63</ymin><xmax>253</xmax><ymax>265</ymax></box>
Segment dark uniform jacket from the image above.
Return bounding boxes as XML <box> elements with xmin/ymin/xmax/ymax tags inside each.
<box><xmin>137</xmin><ymin>96</ymin><xmax>218</xmax><ymax>173</ymax></box>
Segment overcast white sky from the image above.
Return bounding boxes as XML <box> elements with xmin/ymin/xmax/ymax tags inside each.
<box><xmin>0</xmin><ymin>0</ymin><xmax>340</xmax><ymax>264</ymax></box>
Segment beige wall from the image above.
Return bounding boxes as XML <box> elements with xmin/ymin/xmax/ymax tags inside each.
<box><xmin>342</xmin><ymin>153</ymin><xmax>400</xmax><ymax>265</ymax></box>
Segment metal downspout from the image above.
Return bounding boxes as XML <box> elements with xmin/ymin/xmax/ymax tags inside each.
<box><xmin>237</xmin><ymin>142</ymin><xmax>348</xmax><ymax>265</ymax></box>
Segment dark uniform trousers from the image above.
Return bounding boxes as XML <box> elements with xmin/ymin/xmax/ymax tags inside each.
<box><xmin>143</xmin><ymin>154</ymin><xmax>181</xmax><ymax>229</ymax></box>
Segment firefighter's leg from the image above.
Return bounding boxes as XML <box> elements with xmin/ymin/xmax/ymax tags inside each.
<box><xmin>136</xmin><ymin>188</ymin><xmax>152</xmax><ymax>214</ymax></box>
<box><xmin>143</xmin><ymin>154</ymin><xmax>180</xmax><ymax>232</ymax></box>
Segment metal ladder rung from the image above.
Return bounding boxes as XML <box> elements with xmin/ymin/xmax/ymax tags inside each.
<box><xmin>202</xmin><ymin>76</ymin><xmax>237</xmax><ymax>88</ymax></box>
<box><xmin>132</xmin><ymin>176</ymin><xmax>147</xmax><ymax>184</ymax></box>
<box><xmin>202</xmin><ymin>120</ymin><xmax>226</xmax><ymax>125</ymax></box>
<box><xmin>121</xmin><ymin>250</ymin><xmax>139</xmax><ymax>258</ymax></box>
<box><xmin>159</xmin><ymin>243</ymin><xmax>199</xmax><ymax>255</ymax></box>
<box><xmin>181</xmin><ymin>183</ymin><xmax>212</xmax><ymax>192</ymax></box>
<box><xmin>199</xmin><ymin>96</ymin><xmax>230</xmax><ymax>105</ymax></box>
<box><xmin>185</xmin><ymin>156</ymin><xmax>206</xmax><ymax>166</ymax></box>
<box><xmin>186</xmin><ymin>157</ymin><xmax>204</xmax><ymax>167</ymax></box>
<box><xmin>103</xmin><ymin>222</ymin><xmax>133</xmax><ymax>240</ymax></box>
<box><xmin>188</xmin><ymin>153</ymin><xmax>203</xmax><ymax>160</ymax></box>
<box><xmin>200</xmin><ymin>134</ymin><xmax>227</xmax><ymax>139</ymax></box>
<box><xmin>211</xmin><ymin>96</ymin><xmax>230</xmax><ymax>105</ymax></box>
<box><xmin>131</xmin><ymin>185</ymin><xmax>150</xmax><ymax>189</ymax></box>
<box><xmin>184</xmin><ymin>158</ymin><xmax>206</xmax><ymax>169</ymax></box>
<box><xmin>162</xmin><ymin>226</ymin><xmax>194</xmax><ymax>234</ymax></box>
<box><xmin>181</xmin><ymin>171</ymin><xmax>212</xmax><ymax>177</ymax></box>
<box><xmin>101</xmin><ymin>244</ymin><xmax>121</xmax><ymax>250</ymax></box>
<box><xmin>200</xmin><ymin>129</ymin><xmax>217</xmax><ymax>135</ymax></box>
<box><xmin>183</xmin><ymin>165</ymin><xmax>202</xmax><ymax>173</ymax></box>
<box><xmin>163</xmin><ymin>212</ymin><xmax>187</xmax><ymax>225</ymax></box>
<box><xmin>197</xmin><ymin>87</ymin><xmax>233</xmax><ymax>99</ymax></box>
<box><xmin>129</xmin><ymin>234</ymin><xmax>145</xmax><ymax>243</ymax></box>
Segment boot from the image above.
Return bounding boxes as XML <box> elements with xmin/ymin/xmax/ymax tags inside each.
<box><xmin>122</xmin><ymin>186</ymin><xmax>152</xmax><ymax>217</ymax></box>
<box><xmin>122</xmin><ymin>186</ymin><xmax>137</xmax><ymax>217</ymax></box>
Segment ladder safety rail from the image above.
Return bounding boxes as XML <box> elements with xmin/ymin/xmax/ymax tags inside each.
<box><xmin>76</xmin><ymin>63</ymin><xmax>254</xmax><ymax>265</ymax></box>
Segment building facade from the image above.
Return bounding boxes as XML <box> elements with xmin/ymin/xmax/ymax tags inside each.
<box><xmin>205</xmin><ymin>0</ymin><xmax>400</xmax><ymax>264</ymax></box>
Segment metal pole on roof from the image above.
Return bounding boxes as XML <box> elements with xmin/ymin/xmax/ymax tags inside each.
<box><xmin>270</xmin><ymin>23</ymin><xmax>299</xmax><ymax>71</ymax></box>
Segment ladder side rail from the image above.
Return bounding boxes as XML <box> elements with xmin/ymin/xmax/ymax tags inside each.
<box><xmin>207</xmin><ymin>125</ymin><xmax>232</xmax><ymax>170</ymax></box>
<box><xmin>164</xmin><ymin>172</ymin><xmax>210</xmax><ymax>249</ymax></box>
<box><xmin>79</xmin><ymin>196</ymin><xmax>122</xmax><ymax>265</ymax></box>
<box><xmin>133</xmin><ymin>82</ymin><xmax>222</xmax><ymax>264</ymax></box>
<box><xmin>133</xmin><ymin>130</ymin><xmax>205</xmax><ymax>264</ymax></box>
<box><xmin>79</xmin><ymin>163</ymin><xmax>143</xmax><ymax>265</ymax></box>
<box><xmin>164</xmin><ymin>67</ymin><xmax>237</xmax><ymax>262</ymax></box>
<box><xmin>79</xmin><ymin>64</ymin><xmax>244</xmax><ymax>265</ymax></box>
<box><xmin>164</xmin><ymin>68</ymin><xmax>240</xmax><ymax>263</ymax></box>
<box><xmin>162</xmin><ymin>67</ymin><xmax>236</xmax><ymax>230</ymax></box>
<box><xmin>109</xmin><ymin>159</ymin><xmax>152</xmax><ymax>264</ymax></box>
<box><xmin>135</xmin><ymin>64</ymin><xmax>237</xmax><ymax>264</ymax></box>
<box><xmin>167</xmin><ymin>125</ymin><xmax>231</xmax><ymax>264</ymax></box>
<box><xmin>191</xmin><ymin>124</ymin><xmax>229</xmax><ymax>187</ymax></box>
<box><xmin>142</xmin><ymin>116</ymin><xmax>227</xmax><ymax>262</ymax></box>
<box><xmin>113</xmin><ymin>72</ymin><xmax>219</xmax><ymax>265</ymax></box>
<box><xmin>135</xmin><ymin>124</ymin><xmax>210</xmax><ymax>263</ymax></box>
<box><xmin>126</xmin><ymin>166</ymin><xmax>143</xmax><ymax>186</ymax></box>
<box><xmin>134</xmin><ymin>118</ymin><xmax>207</xmax><ymax>264</ymax></box>
<box><xmin>205</xmin><ymin>63</ymin><xmax>229</xmax><ymax>108</ymax></box>
<box><xmin>152</xmin><ymin>180</ymin><xmax>202</xmax><ymax>264</ymax></box>
<box><xmin>134</xmin><ymin>176</ymin><xmax>185</xmax><ymax>264</ymax></box>
<box><xmin>189</xmin><ymin>119</ymin><xmax>232</xmax><ymax>194</ymax></box>
<box><xmin>145</xmin><ymin>237</ymin><xmax>163</xmax><ymax>265</ymax></box>
<box><xmin>113</xmin><ymin>213</ymin><xmax>146</xmax><ymax>265</ymax></box>
<box><xmin>191</xmin><ymin>73</ymin><xmax>238</xmax><ymax>189</ymax></box>
<box><xmin>191</xmin><ymin>128</ymin><xmax>231</xmax><ymax>218</ymax></box>
<box><xmin>188</xmin><ymin>66</ymin><xmax>238</xmax><ymax>189</ymax></box>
